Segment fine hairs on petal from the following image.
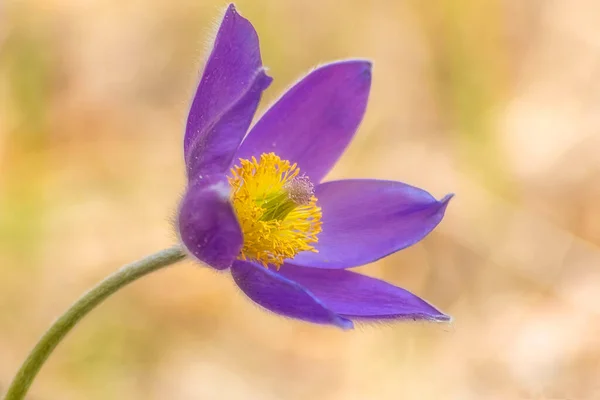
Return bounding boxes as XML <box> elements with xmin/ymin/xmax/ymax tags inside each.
<box><xmin>183</xmin><ymin>5</ymin><xmax>229</xmax><ymax>114</ymax></box>
<box><xmin>348</xmin><ymin>317</ymin><xmax>454</xmax><ymax>333</ymax></box>
<box><xmin>185</xmin><ymin>4</ymin><xmax>254</xmax><ymax>141</ymax></box>
<box><xmin>199</xmin><ymin>4</ymin><xmax>237</xmax><ymax>80</ymax></box>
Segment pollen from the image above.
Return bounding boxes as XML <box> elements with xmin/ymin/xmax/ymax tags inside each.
<box><xmin>228</xmin><ymin>153</ymin><xmax>322</xmax><ymax>269</ymax></box>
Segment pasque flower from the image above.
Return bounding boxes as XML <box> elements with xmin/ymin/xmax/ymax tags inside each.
<box><xmin>2</xmin><ymin>7</ymin><xmax>457</xmax><ymax>400</ymax></box>
<box><xmin>178</xmin><ymin>4</ymin><xmax>452</xmax><ymax>329</ymax></box>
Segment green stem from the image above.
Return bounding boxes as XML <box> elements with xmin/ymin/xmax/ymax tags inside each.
<box><xmin>3</xmin><ymin>245</ymin><xmax>187</xmax><ymax>400</ymax></box>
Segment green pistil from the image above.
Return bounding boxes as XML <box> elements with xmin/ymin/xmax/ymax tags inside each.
<box><xmin>259</xmin><ymin>191</ymin><xmax>298</xmax><ymax>221</ymax></box>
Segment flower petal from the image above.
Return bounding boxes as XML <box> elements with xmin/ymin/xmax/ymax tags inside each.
<box><xmin>230</xmin><ymin>260</ymin><xmax>353</xmax><ymax>329</ymax></box>
<box><xmin>278</xmin><ymin>265</ymin><xmax>450</xmax><ymax>321</ymax></box>
<box><xmin>235</xmin><ymin>60</ymin><xmax>372</xmax><ymax>183</ymax></box>
<box><xmin>186</xmin><ymin>72</ymin><xmax>272</xmax><ymax>179</ymax></box>
<box><xmin>178</xmin><ymin>175</ymin><xmax>242</xmax><ymax>270</ymax></box>
<box><xmin>184</xmin><ymin>4</ymin><xmax>272</xmax><ymax>179</ymax></box>
<box><xmin>290</xmin><ymin>179</ymin><xmax>453</xmax><ymax>269</ymax></box>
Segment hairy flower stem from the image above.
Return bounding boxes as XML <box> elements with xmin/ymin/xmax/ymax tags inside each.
<box><xmin>3</xmin><ymin>246</ymin><xmax>187</xmax><ymax>400</ymax></box>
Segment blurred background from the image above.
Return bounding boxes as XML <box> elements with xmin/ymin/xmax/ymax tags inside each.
<box><xmin>2</xmin><ymin>0</ymin><xmax>600</xmax><ymax>399</ymax></box>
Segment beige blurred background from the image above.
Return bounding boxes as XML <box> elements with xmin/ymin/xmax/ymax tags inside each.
<box><xmin>2</xmin><ymin>0</ymin><xmax>600</xmax><ymax>399</ymax></box>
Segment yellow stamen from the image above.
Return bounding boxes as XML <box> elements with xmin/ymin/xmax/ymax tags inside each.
<box><xmin>228</xmin><ymin>153</ymin><xmax>322</xmax><ymax>269</ymax></box>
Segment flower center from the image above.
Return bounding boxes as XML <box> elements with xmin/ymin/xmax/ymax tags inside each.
<box><xmin>228</xmin><ymin>153</ymin><xmax>322</xmax><ymax>268</ymax></box>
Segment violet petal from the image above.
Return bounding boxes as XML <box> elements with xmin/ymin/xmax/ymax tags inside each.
<box><xmin>278</xmin><ymin>264</ymin><xmax>450</xmax><ymax>321</ymax></box>
<box><xmin>290</xmin><ymin>179</ymin><xmax>453</xmax><ymax>269</ymax></box>
<box><xmin>231</xmin><ymin>260</ymin><xmax>353</xmax><ymax>329</ymax></box>
<box><xmin>235</xmin><ymin>60</ymin><xmax>371</xmax><ymax>183</ymax></box>
<box><xmin>184</xmin><ymin>4</ymin><xmax>272</xmax><ymax>179</ymax></box>
<box><xmin>178</xmin><ymin>175</ymin><xmax>242</xmax><ymax>270</ymax></box>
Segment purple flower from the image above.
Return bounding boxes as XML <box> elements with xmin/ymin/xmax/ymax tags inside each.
<box><xmin>177</xmin><ymin>4</ymin><xmax>452</xmax><ymax>329</ymax></box>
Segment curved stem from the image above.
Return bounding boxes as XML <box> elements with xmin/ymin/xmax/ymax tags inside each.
<box><xmin>3</xmin><ymin>245</ymin><xmax>187</xmax><ymax>400</ymax></box>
